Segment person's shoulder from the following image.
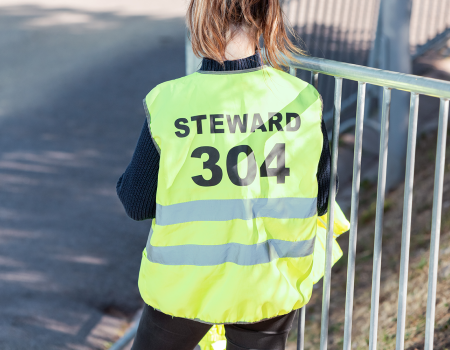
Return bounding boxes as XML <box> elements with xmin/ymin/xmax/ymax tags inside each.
<box><xmin>265</xmin><ymin>66</ymin><xmax>321</xmax><ymax>99</ymax></box>
<box><xmin>157</xmin><ymin>73</ymin><xmax>198</xmax><ymax>90</ymax></box>
<box><xmin>144</xmin><ymin>74</ymin><xmax>198</xmax><ymax>105</ymax></box>
<box><xmin>267</xmin><ymin>66</ymin><xmax>314</xmax><ymax>89</ymax></box>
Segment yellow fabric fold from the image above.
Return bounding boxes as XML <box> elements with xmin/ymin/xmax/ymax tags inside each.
<box><xmin>311</xmin><ymin>202</ymin><xmax>349</xmax><ymax>284</ymax></box>
<box><xmin>199</xmin><ymin>202</ymin><xmax>349</xmax><ymax>349</ymax></box>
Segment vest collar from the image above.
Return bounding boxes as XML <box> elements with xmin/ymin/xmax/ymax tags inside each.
<box><xmin>199</xmin><ymin>52</ymin><xmax>263</xmax><ymax>74</ymax></box>
<box><xmin>197</xmin><ymin>65</ymin><xmax>267</xmax><ymax>75</ymax></box>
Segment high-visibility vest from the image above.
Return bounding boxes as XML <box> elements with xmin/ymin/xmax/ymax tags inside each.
<box><xmin>138</xmin><ymin>65</ymin><xmax>323</xmax><ymax>324</ymax></box>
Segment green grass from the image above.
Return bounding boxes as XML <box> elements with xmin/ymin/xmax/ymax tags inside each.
<box><xmin>415</xmin><ymin>257</ymin><xmax>428</xmax><ymax>270</ymax></box>
<box><xmin>360</xmin><ymin>199</ymin><xmax>393</xmax><ymax>224</ymax></box>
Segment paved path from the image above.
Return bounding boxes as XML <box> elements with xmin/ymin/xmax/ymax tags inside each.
<box><xmin>0</xmin><ymin>1</ymin><xmax>186</xmax><ymax>349</ymax></box>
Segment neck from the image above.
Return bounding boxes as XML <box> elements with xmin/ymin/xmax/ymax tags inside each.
<box><xmin>224</xmin><ymin>28</ymin><xmax>255</xmax><ymax>60</ymax></box>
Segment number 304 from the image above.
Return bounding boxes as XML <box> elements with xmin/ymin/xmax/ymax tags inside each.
<box><xmin>191</xmin><ymin>143</ymin><xmax>290</xmax><ymax>187</ymax></box>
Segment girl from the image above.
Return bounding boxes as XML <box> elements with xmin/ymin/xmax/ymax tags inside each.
<box><xmin>117</xmin><ymin>0</ymin><xmax>336</xmax><ymax>349</ymax></box>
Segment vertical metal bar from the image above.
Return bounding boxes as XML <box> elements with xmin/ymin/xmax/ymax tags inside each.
<box><xmin>319</xmin><ymin>77</ymin><xmax>343</xmax><ymax>350</ymax></box>
<box><xmin>342</xmin><ymin>81</ymin><xmax>366</xmax><ymax>350</ymax></box>
<box><xmin>310</xmin><ymin>71</ymin><xmax>319</xmax><ymax>89</ymax></box>
<box><xmin>425</xmin><ymin>98</ymin><xmax>450</xmax><ymax>350</ymax></box>
<box><xmin>290</xmin><ymin>67</ymin><xmax>297</xmax><ymax>76</ymax></box>
<box><xmin>395</xmin><ymin>92</ymin><xmax>420</xmax><ymax>350</ymax></box>
<box><xmin>109</xmin><ymin>323</ymin><xmax>139</xmax><ymax>350</ymax></box>
<box><xmin>297</xmin><ymin>307</ymin><xmax>306</xmax><ymax>350</ymax></box>
<box><xmin>368</xmin><ymin>87</ymin><xmax>392</xmax><ymax>350</ymax></box>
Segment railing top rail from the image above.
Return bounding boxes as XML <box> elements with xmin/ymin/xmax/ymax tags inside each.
<box><xmin>288</xmin><ymin>55</ymin><xmax>450</xmax><ymax>99</ymax></box>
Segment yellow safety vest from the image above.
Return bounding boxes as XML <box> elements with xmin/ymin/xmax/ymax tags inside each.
<box><xmin>138</xmin><ymin>65</ymin><xmax>323</xmax><ymax>324</ymax></box>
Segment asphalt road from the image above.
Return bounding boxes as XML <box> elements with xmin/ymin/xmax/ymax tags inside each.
<box><xmin>0</xmin><ymin>1</ymin><xmax>187</xmax><ymax>349</ymax></box>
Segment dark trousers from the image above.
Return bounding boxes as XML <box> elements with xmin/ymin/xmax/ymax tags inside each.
<box><xmin>131</xmin><ymin>305</ymin><xmax>297</xmax><ymax>350</ymax></box>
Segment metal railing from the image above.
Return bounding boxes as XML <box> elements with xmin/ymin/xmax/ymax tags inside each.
<box><xmin>288</xmin><ymin>55</ymin><xmax>450</xmax><ymax>350</ymax></box>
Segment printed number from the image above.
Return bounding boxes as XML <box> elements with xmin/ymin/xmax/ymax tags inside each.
<box><xmin>191</xmin><ymin>143</ymin><xmax>289</xmax><ymax>186</ymax></box>
<box><xmin>226</xmin><ymin>145</ymin><xmax>257</xmax><ymax>186</ymax></box>
<box><xmin>260</xmin><ymin>143</ymin><xmax>290</xmax><ymax>184</ymax></box>
<box><xmin>191</xmin><ymin>146</ymin><xmax>223</xmax><ymax>187</ymax></box>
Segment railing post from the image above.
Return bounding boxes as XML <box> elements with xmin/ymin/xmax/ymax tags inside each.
<box><xmin>342</xmin><ymin>81</ymin><xmax>366</xmax><ymax>350</ymax></box>
<box><xmin>395</xmin><ymin>92</ymin><xmax>420</xmax><ymax>350</ymax></box>
<box><xmin>319</xmin><ymin>77</ymin><xmax>343</xmax><ymax>350</ymax></box>
<box><xmin>369</xmin><ymin>87</ymin><xmax>391</xmax><ymax>350</ymax></box>
<box><xmin>297</xmin><ymin>307</ymin><xmax>306</xmax><ymax>350</ymax></box>
<box><xmin>311</xmin><ymin>72</ymin><xmax>319</xmax><ymax>90</ymax></box>
<box><xmin>424</xmin><ymin>98</ymin><xmax>450</xmax><ymax>350</ymax></box>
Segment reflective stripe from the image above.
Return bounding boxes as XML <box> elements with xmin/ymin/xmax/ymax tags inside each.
<box><xmin>146</xmin><ymin>227</ymin><xmax>315</xmax><ymax>266</ymax></box>
<box><xmin>156</xmin><ymin>197</ymin><xmax>317</xmax><ymax>226</ymax></box>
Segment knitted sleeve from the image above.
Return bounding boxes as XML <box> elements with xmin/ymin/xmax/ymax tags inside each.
<box><xmin>316</xmin><ymin>119</ymin><xmax>339</xmax><ymax>216</ymax></box>
<box><xmin>116</xmin><ymin>120</ymin><xmax>160</xmax><ymax>221</ymax></box>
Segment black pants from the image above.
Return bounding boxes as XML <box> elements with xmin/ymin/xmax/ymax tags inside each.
<box><xmin>131</xmin><ymin>305</ymin><xmax>297</xmax><ymax>350</ymax></box>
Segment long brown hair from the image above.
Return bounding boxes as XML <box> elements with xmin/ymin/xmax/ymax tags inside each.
<box><xmin>186</xmin><ymin>0</ymin><xmax>304</xmax><ymax>69</ymax></box>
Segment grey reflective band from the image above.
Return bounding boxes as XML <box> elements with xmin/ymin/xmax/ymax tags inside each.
<box><xmin>145</xmin><ymin>227</ymin><xmax>315</xmax><ymax>266</ymax></box>
<box><xmin>156</xmin><ymin>197</ymin><xmax>317</xmax><ymax>226</ymax></box>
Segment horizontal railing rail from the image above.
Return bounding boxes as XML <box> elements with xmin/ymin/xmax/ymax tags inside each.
<box><xmin>289</xmin><ymin>56</ymin><xmax>450</xmax><ymax>98</ymax></box>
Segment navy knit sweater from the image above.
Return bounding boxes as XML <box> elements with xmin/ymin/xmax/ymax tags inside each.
<box><xmin>116</xmin><ymin>53</ymin><xmax>337</xmax><ymax>220</ymax></box>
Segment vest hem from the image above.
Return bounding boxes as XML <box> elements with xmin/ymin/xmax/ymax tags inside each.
<box><xmin>146</xmin><ymin>304</ymin><xmax>304</xmax><ymax>326</ymax></box>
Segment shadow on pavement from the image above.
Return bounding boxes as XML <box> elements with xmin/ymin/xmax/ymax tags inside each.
<box><xmin>0</xmin><ymin>5</ymin><xmax>185</xmax><ymax>349</ymax></box>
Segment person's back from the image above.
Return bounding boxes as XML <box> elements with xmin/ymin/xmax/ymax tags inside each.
<box><xmin>117</xmin><ymin>0</ymin><xmax>334</xmax><ymax>349</ymax></box>
<box><xmin>141</xmin><ymin>65</ymin><xmax>322</xmax><ymax>324</ymax></box>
